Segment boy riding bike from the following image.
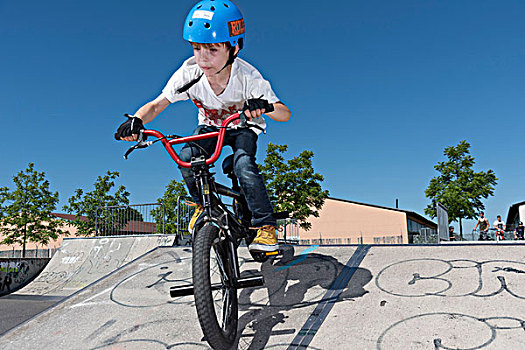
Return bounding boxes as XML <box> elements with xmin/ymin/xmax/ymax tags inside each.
<box><xmin>115</xmin><ymin>0</ymin><xmax>291</xmax><ymax>254</ymax></box>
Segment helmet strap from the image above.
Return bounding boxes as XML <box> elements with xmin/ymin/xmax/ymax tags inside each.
<box><xmin>216</xmin><ymin>46</ymin><xmax>239</xmax><ymax>75</ymax></box>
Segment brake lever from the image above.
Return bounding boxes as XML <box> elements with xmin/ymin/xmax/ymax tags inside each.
<box><xmin>123</xmin><ymin>130</ymin><xmax>153</xmax><ymax>159</ymax></box>
<box><xmin>123</xmin><ymin>141</ymin><xmax>153</xmax><ymax>159</ymax></box>
<box><xmin>246</xmin><ymin>120</ymin><xmax>266</xmax><ymax>134</ymax></box>
<box><xmin>236</xmin><ymin>112</ymin><xmax>266</xmax><ymax>134</ymax></box>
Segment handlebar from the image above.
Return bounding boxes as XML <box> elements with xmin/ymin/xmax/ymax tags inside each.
<box><xmin>122</xmin><ymin>111</ymin><xmax>265</xmax><ymax>168</ymax></box>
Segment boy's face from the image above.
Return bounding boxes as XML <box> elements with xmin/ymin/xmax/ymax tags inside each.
<box><xmin>192</xmin><ymin>43</ymin><xmax>230</xmax><ymax>77</ymax></box>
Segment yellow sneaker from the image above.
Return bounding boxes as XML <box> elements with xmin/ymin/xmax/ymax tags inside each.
<box><xmin>188</xmin><ymin>204</ymin><xmax>204</xmax><ymax>232</ymax></box>
<box><xmin>249</xmin><ymin>225</ymin><xmax>279</xmax><ymax>253</ymax></box>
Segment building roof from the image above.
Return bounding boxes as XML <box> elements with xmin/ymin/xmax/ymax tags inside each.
<box><xmin>327</xmin><ymin>197</ymin><xmax>437</xmax><ymax>228</ymax></box>
<box><xmin>52</xmin><ymin>213</ymin><xmax>89</xmax><ymax>222</ymax></box>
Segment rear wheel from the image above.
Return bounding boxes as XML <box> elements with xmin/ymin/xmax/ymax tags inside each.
<box><xmin>193</xmin><ymin>224</ymin><xmax>238</xmax><ymax>349</ymax></box>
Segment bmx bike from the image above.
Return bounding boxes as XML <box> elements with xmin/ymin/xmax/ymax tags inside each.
<box><xmin>476</xmin><ymin>229</ymin><xmax>493</xmax><ymax>241</ymax></box>
<box><xmin>122</xmin><ymin>111</ymin><xmax>286</xmax><ymax>349</ymax></box>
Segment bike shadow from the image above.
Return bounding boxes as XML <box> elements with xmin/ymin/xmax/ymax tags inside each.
<box><xmin>235</xmin><ymin>245</ymin><xmax>372</xmax><ymax>349</ymax></box>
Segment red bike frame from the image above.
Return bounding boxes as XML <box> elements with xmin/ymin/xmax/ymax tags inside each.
<box><xmin>143</xmin><ymin>113</ymin><xmax>240</xmax><ymax>168</ymax></box>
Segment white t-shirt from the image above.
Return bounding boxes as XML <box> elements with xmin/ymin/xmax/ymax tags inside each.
<box><xmin>162</xmin><ymin>57</ymin><xmax>279</xmax><ymax>133</ymax></box>
<box><xmin>494</xmin><ymin>220</ymin><xmax>505</xmax><ymax>230</ymax></box>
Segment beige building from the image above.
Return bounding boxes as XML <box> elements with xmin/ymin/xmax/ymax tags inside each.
<box><xmin>292</xmin><ymin>197</ymin><xmax>436</xmax><ymax>245</ymax></box>
<box><xmin>0</xmin><ymin>217</ymin><xmax>78</xmax><ymax>256</ymax></box>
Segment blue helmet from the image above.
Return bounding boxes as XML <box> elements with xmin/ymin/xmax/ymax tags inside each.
<box><xmin>183</xmin><ymin>0</ymin><xmax>245</xmax><ymax>48</ymax></box>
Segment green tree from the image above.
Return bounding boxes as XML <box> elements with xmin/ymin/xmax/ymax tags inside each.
<box><xmin>63</xmin><ymin>171</ymin><xmax>130</xmax><ymax>236</ymax></box>
<box><xmin>425</xmin><ymin>140</ymin><xmax>497</xmax><ymax>238</ymax></box>
<box><xmin>152</xmin><ymin>179</ymin><xmax>188</xmax><ymax>234</ymax></box>
<box><xmin>0</xmin><ymin>163</ymin><xmax>65</xmax><ymax>256</ymax></box>
<box><xmin>259</xmin><ymin>143</ymin><xmax>329</xmax><ymax>231</ymax></box>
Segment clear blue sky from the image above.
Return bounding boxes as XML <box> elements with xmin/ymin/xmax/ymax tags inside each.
<box><xmin>1</xmin><ymin>0</ymin><xmax>524</xmax><ymax>233</ymax></box>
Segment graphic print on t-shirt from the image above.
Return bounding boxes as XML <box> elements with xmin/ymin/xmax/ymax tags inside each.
<box><xmin>192</xmin><ymin>99</ymin><xmax>242</xmax><ymax>126</ymax></box>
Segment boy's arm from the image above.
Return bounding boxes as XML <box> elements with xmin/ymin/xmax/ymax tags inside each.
<box><xmin>135</xmin><ymin>94</ymin><xmax>171</xmax><ymax>124</ymax></box>
<box><xmin>266</xmin><ymin>102</ymin><xmax>291</xmax><ymax>122</ymax></box>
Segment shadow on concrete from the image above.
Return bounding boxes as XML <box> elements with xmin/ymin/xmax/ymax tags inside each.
<box><xmin>236</xmin><ymin>245</ymin><xmax>372</xmax><ymax>350</ymax></box>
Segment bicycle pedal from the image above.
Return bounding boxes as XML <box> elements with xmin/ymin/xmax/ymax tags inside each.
<box><xmin>235</xmin><ymin>275</ymin><xmax>264</xmax><ymax>288</ymax></box>
<box><xmin>170</xmin><ymin>284</ymin><xmax>194</xmax><ymax>297</ymax></box>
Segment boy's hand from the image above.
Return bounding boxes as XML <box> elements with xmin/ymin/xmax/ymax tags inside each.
<box><xmin>114</xmin><ymin>115</ymin><xmax>144</xmax><ymax>141</ymax></box>
<box><xmin>243</xmin><ymin>99</ymin><xmax>274</xmax><ymax>120</ymax></box>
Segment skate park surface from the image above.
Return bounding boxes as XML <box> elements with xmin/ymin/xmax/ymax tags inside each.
<box><xmin>1</xmin><ymin>238</ymin><xmax>525</xmax><ymax>349</ymax></box>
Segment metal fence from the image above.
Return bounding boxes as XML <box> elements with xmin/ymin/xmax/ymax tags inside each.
<box><xmin>414</xmin><ymin>228</ymin><xmax>439</xmax><ymax>244</ymax></box>
<box><xmin>297</xmin><ymin>234</ymin><xmax>404</xmax><ymax>245</ymax></box>
<box><xmin>0</xmin><ymin>247</ymin><xmax>58</xmax><ymax>258</ymax></box>
<box><xmin>176</xmin><ymin>196</ymin><xmax>194</xmax><ymax>238</ymax></box>
<box><xmin>461</xmin><ymin>228</ymin><xmax>524</xmax><ymax>242</ymax></box>
<box><xmin>95</xmin><ymin>203</ymin><xmax>165</xmax><ymax>236</ymax></box>
<box><xmin>301</xmin><ymin>237</ymin><xmax>352</xmax><ymax>245</ymax></box>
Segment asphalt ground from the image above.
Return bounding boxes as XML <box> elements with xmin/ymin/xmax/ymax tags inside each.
<box><xmin>0</xmin><ymin>294</ymin><xmax>62</xmax><ymax>335</ymax></box>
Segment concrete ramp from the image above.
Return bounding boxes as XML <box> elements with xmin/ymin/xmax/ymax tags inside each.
<box><xmin>16</xmin><ymin>235</ymin><xmax>176</xmax><ymax>297</ymax></box>
<box><xmin>1</xmin><ymin>244</ymin><xmax>525</xmax><ymax>349</ymax></box>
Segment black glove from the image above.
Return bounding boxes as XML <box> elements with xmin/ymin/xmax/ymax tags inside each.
<box><xmin>114</xmin><ymin>114</ymin><xmax>144</xmax><ymax>140</ymax></box>
<box><xmin>243</xmin><ymin>98</ymin><xmax>274</xmax><ymax>113</ymax></box>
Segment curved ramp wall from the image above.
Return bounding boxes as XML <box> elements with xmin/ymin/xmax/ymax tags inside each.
<box><xmin>0</xmin><ymin>258</ymin><xmax>50</xmax><ymax>297</ymax></box>
<box><xmin>15</xmin><ymin>234</ymin><xmax>176</xmax><ymax>297</ymax></box>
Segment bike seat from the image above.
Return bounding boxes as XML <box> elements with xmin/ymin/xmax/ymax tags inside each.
<box><xmin>222</xmin><ymin>154</ymin><xmax>235</xmax><ymax>176</ymax></box>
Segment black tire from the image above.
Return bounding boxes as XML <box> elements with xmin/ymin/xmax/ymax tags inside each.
<box><xmin>193</xmin><ymin>224</ymin><xmax>238</xmax><ymax>349</ymax></box>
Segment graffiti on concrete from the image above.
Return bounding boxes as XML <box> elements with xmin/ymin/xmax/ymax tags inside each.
<box><xmin>109</xmin><ymin>252</ymin><xmax>193</xmax><ymax>308</ymax></box>
<box><xmin>20</xmin><ymin>237</ymin><xmax>175</xmax><ymax>296</ymax></box>
<box><xmin>108</xmin><ymin>249</ymin><xmax>244</xmax><ymax>308</ymax></box>
<box><xmin>86</xmin><ymin>246</ymin><xmax>353</xmax><ymax>350</ymax></box>
<box><xmin>89</xmin><ymin>319</ymin><xmax>210</xmax><ymax>349</ymax></box>
<box><xmin>375</xmin><ymin>258</ymin><xmax>525</xmax><ymax>299</ymax></box>
<box><xmin>156</xmin><ymin>235</ymin><xmax>175</xmax><ymax>247</ymax></box>
<box><xmin>0</xmin><ymin>258</ymin><xmax>49</xmax><ymax>296</ymax></box>
<box><xmin>377</xmin><ymin>312</ymin><xmax>525</xmax><ymax>349</ymax></box>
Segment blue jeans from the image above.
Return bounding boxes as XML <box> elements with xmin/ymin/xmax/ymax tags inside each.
<box><xmin>179</xmin><ymin>125</ymin><xmax>276</xmax><ymax>227</ymax></box>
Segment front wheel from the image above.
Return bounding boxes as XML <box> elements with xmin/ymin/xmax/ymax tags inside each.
<box><xmin>193</xmin><ymin>224</ymin><xmax>238</xmax><ymax>349</ymax></box>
